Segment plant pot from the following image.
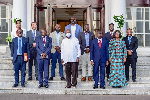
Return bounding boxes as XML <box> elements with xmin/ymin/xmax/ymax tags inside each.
<box><xmin>9</xmin><ymin>42</ymin><xmax>12</xmax><ymax>50</ymax></box>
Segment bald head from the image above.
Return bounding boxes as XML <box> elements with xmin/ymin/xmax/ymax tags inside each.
<box><xmin>65</xmin><ymin>29</ymin><xmax>71</xmax><ymax>34</ymax></box>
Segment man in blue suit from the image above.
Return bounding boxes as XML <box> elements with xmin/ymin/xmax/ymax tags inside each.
<box><xmin>64</xmin><ymin>17</ymin><xmax>82</xmax><ymax>38</ymax></box>
<box><xmin>11</xmin><ymin>28</ymin><xmax>30</xmax><ymax>87</ymax></box>
<box><xmin>36</xmin><ymin>28</ymin><xmax>52</xmax><ymax>88</ymax></box>
<box><xmin>104</xmin><ymin>23</ymin><xmax>114</xmax><ymax>80</ymax></box>
<box><xmin>90</xmin><ymin>30</ymin><xmax>109</xmax><ymax>89</ymax></box>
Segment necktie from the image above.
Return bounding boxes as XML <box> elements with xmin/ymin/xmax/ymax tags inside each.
<box><xmin>99</xmin><ymin>39</ymin><xmax>101</xmax><ymax>48</ymax></box>
<box><xmin>111</xmin><ymin>32</ymin><xmax>113</xmax><ymax>38</ymax></box>
<box><xmin>33</xmin><ymin>31</ymin><xmax>35</xmax><ymax>40</ymax></box>
<box><xmin>129</xmin><ymin>36</ymin><xmax>131</xmax><ymax>44</ymax></box>
<box><xmin>19</xmin><ymin>39</ymin><xmax>22</xmax><ymax>54</ymax></box>
<box><xmin>43</xmin><ymin>37</ymin><xmax>45</xmax><ymax>45</ymax></box>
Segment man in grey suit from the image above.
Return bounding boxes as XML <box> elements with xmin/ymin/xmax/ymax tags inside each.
<box><xmin>49</xmin><ymin>24</ymin><xmax>66</xmax><ymax>81</ymax></box>
<box><xmin>26</xmin><ymin>22</ymin><xmax>41</xmax><ymax>81</ymax></box>
<box><xmin>78</xmin><ymin>24</ymin><xmax>95</xmax><ymax>81</ymax></box>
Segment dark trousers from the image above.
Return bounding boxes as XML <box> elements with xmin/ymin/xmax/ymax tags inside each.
<box><xmin>38</xmin><ymin>59</ymin><xmax>49</xmax><ymax>85</ymax></box>
<box><xmin>93</xmin><ymin>62</ymin><xmax>106</xmax><ymax>86</ymax></box>
<box><xmin>51</xmin><ymin>51</ymin><xmax>63</xmax><ymax>77</ymax></box>
<box><xmin>28</xmin><ymin>48</ymin><xmax>38</xmax><ymax>78</ymax></box>
<box><xmin>106</xmin><ymin>63</ymin><xmax>110</xmax><ymax>79</ymax></box>
<box><xmin>14</xmin><ymin>56</ymin><xmax>26</xmax><ymax>84</ymax></box>
<box><xmin>65</xmin><ymin>62</ymin><xmax>78</xmax><ymax>87</ymax></box>
<box><xmin>125</xmin><ymin>57</ymin><xmax>137</xmax><ymax>81</ymax></box>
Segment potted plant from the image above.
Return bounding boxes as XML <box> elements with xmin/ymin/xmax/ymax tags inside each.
<box><xmin>113</xmin><ymin>14</ymin><xmax>125</xmax><ymax>39</ymax></box>
<box><xmin>6</xmin><ymin>34</ymin><xmax>12</xmax><ymax>50</ymax></box>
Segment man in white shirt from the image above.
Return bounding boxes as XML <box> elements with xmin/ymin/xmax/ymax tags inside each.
<box><xmin>61</xmin><ymin>29</ymin><xmax>81</xmax><ymax>88</ymax></box>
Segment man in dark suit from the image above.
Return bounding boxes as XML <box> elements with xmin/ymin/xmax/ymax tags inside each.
<box><xmin>36</xmin><ymin>28</ymin><xmax>52</xmax><ymax>88</ymax></box>
<box><xmin>11</xmin><ymin>28</ymin><xmax>30</xmax><ymax>87</ymax></box>
<box><xmin>90</xmin><ymin>31</ymin><xmax>109</xmax><ymax>89</ymax></box>
<box><xmin>123</xmin><ymin>29</ymin><xmax>138</xmax><ymax>82</ymax></box>
<box><xmin>26</xmin><ymin>22</ymin><xmax>41</xmax><ymax>81</ymax></box>
<box><xmin>104</xmin><ymin>23</ymin><xmax>114</xmax><ymax>80</ymax></box>
<box><xmin>78</xmin><ymin>24</ymin><xmax>95</xmax><ymax>81</ymax></box>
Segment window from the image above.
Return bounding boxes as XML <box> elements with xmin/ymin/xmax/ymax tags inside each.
<box><xmin>126</xmin><ymin>7</ymin><xmax>150</xmax><ymax>47</ymax></box>
<box><xmin>0</xmin><ymin>6</ymin><xmax>12</xmax><ymax>45</ymax></box>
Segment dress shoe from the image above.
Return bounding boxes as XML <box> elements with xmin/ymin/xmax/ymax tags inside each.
<box><xmin>100</xmin><ymin>85</ymin><xmax>105</xmax><ymax>89</ymax></box>
<box><xmin>36</xmin><ymin>77</ymin><xmax>38</xmax><ymax>81</ymax></box>
<box><xmin>44</xmin><ymin>85</ymin><xmax>49</xmax><ymax>88</ymax></box>
<box><xmin>93</xmin><ymin>85</ymin><xmax>98</xmax><ymax>89</ymax></box>
<box><xmin>21</xmin><ymin>84</ymin><xmax>25</xmax><ymax>87</ymax></box>
<box><xmin>38</xmin><ymin>84</ymin><xmax>43</xmax><ymax>88</ymax></box>
<box><xmin>49</xmin><ymin>77</ymin><xmax>53</xmax><ymax>81</ymax></box>
<box><xmin>133</xmin><ymin>80</ymin><xmax>136</xmax><ymax>82</ymax></box>
<box><xmin>65</xmin><ymin>86</ymin><xmax>71</xmax><ymax>88</ymax></box>
<box><xmin>88</xmin><ymin>77</ymin><xmax>92</xmax><ymax>81</ymax></box>
<box><xmin>13</xmin><ymin>84</ymin><xmax>18</xmax><ymax>87</ymax></box>
<box><xmin>60</xmin><ymin>77</ymin><xmax>66</xmax><ymax>81</ymax></box>
<box><xmin>28</xmin><ymin>77</ymin><xmax>32</xmax><ymax>81</ymax></box>
<box><xmin>81</xmin><ymin>77</ymin><xmax>86</xmax><ymax>81</ymax></box>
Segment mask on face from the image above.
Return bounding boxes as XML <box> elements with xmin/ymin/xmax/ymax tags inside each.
<box><xmin>66</xmin><ymin>33</ymin><xmax>71</xmax><ymax>37</ymax></box>
<box><xmin>56</xmin><ymin>29</ymin><xmax>60</xmax><ymax>33</ymax></box>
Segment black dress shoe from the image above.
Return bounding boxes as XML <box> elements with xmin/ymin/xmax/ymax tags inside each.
<box><xmin>49</xmin><ymin>77</ymin><xmax>53</xmax><ymax>80</ymax></box>
<box><xmin>117</xmin><ymin>86</ymin><xmax>121</xmax><ymax>88</ymax></box>
<box><xmin>44</xmin><ymin>85</ymin><xmax>49</xmax><ymax>88</ymax></box>
<box><xmin>133</xmin><ymin>80</ymin><xmax>136</xmax><ymax>82</ymax></box>
<box><xmin>13</xmin><ymin>84</ymin><xmax>18</xmax><ymax>87</ymax></box>
<box><xmin>93</xmin><ymin>85</ymin><xmax>98</xmax><ymax>89</ymax></box>
<box><xmin>21</xmin><ymin>84</ymin><xmax>25</xmax><ymax>87</ymax></box>
<box><xmin>60</xmin><ymin>77</ymin><xmax>65</xmax><ymax>81</ymax></box>
<box><xmin>28</xmin><ymin>77</ymin><xmax>32</xmax><ymax>81</ymax></box>
<box><xmin>38</xmin><ymin>84</ymin><xmax>43</xmax><ymax>88</ymax></box>
<box><xmin>100</xmin><ymin>85</ymin><xmax>105</xmax><ymax>89</ymax></box>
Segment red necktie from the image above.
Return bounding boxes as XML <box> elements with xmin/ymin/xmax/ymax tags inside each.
<box><xmin>43</xmin><ymin>37</ymin><xmax>45</xmax><ymax>45</ymax></box>
<box><xmin>99</xmin><ymin>39</ymin><xmax>101</xmax><ymax>48</ymax></box>
<box><xmin>111</xmin><ymin>32</ymin><xmax>113</xmax><ymax>38</ymax></box>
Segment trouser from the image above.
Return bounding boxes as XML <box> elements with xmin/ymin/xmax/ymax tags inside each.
<box><xmin>38</xmin><ymin>59</ymin><xmax>49</xmax><ymax>85</ymax></box>
<box><xmin>106</xmin><ymin>63</ymin><xmax>110</xmax><ymax>78</ymax></box>
<box><xmin>51</xmin><ymin>51</ymin><xmax>63</xmax><ymax>77</ymax></box>
<box><xmin>28</xmin><ymin>48</ymin><xmax>38</xmax><ymax>78</ymax></box>
<box><xmin>14</xmin><ymin>56</ymin><xmax>26</xmax><ymax>84</ymax></box>
<box><xmin>65</xmin><ymin>62</ymin><xmax>78</xmax><ymax>87</ymax></box>
<box><xmin>93</xmin><ymin>62</ymin><xmax>106</xmax><ymax>86</ymax></box>
<box><xmin>81</xmin><ymin>52</ymin><xmax>92</xmax><ymax>77</ymax></box>
<box><xmin>125</xmin><ymin>57</ymin><xmax>137</xmax><ymax>81</ymax></box>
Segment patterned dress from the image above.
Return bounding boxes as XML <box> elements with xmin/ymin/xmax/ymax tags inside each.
<box><xmin>108</xmin><ymin>39</ymin><xmax>128</xmax><ymax>87</ymax></box>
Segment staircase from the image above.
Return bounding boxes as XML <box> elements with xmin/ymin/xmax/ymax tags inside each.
<box><xmin>0</xmin><ymin>47</ymin><xmax>150</xmax><ymax>95</ymax></box>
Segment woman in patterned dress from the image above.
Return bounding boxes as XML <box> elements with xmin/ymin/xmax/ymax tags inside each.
<box><xmin>108</xmin><ymin>30</ymin><xmax>128</xmax><ymax>88</ymax></box>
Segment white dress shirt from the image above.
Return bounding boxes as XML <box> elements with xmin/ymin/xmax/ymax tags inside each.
<box><xmin>61</xmin><ymin>37</ymin><xmax>81</xmax><ymax>64</ymax></box>
<box><xmin>71</xmin><ymin>24</ymin><xmax>76</xmax><ymax>37</ymax></box>
<box><xmin>98</xmin><ymin>38</ymin><xmax>102</xmax><ymax>43</ymax></box>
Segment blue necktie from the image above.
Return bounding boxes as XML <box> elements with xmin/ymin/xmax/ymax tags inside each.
<box><xmin>33</xmin><ymin>31</ymin><xmax>35</xmax><ymax>40</ymax></box>
<box><xmin>129</xmin><ymin>36</ymin><xmax>131</xmax><ymax>44</ymax></box>
<box><xmin>19</xmin><ymin>39</ymin><xmax>22</xmax><ymax>54</ymax></box>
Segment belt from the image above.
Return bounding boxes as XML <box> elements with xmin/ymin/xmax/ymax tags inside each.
<box><xmin>17</xmin><ymin>55</ymin><xmax>22</xmax><ymax>56</ymax></box>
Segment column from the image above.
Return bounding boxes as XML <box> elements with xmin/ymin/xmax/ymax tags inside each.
<box><xmin>11</xmin><ymin>0</ymin><xmax>27</xmax><ymax>38</ymax></box>
<box><xmin>110</xmin><ymin>0</ymin><xmax>126</xmax><ymax>36</ymax></box>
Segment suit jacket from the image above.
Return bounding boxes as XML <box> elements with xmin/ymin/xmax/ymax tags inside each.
<box><xmin>50</xmin><ymin>31</ymin><xmax>66</xmax><ymax>53</ymax></box>
<box><xmin>123</xmin><ymin>36</ymin><xmax>138</xmax><ymax>58</ymax></box>
<box><xmin>90</xmin><ymin>38</ymin><xmax>109</xmax><ymax>63</ymax></box>
<box><xmin>104</xmin><ymin>32</ymin><xmax>113</xmax><ymax>42</ymax></box>
<box><xmin>36</xmin><ymin>36</ymin><xmax>52</xmax><ymax>60</ymax></box>
<box><xmin>26</xmin><ymin>30</ymin><xmax>41</xmax><ymax>50</ymax></box>
<box><xmin>64</xmin><ymin>24</ymin><xmax>82</xmax><ymax>38</ymax></box>
<box><xmin>78</xmin><ymin>31</ymin><xmax>95</xmax><ymax>55</ymax></box>
<box><xmin>11</xmin><ymin>37</ymin><xmax>30</xmax><ymax>63</ymax></box>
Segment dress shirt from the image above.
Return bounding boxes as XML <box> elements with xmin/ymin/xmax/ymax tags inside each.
<box><xmin>32</xmin><ymin>30</ymin><xmax>36</xmax><ymax>37</ymax></box>
<box><xmin>61</xmin><ymin>37</ymin><xmax>81</xmax><ymax>64</ymax></box>
<box><xmin>56</xmin><ymin>31</ymin><xmax>60</xmax><ymax>46</ymax></box>
<box><xmin>42</xmin><ymin>36</ymin><xmax>47</xmax><ymax>46</ymax></box>
<box><xmin>85</xmin><ymin>32</ymin><xmax>89</xmax><ymax>47</ymax></box>
<box><xmin>128</xmin><ymin>36</ymin><xmax>132</xmax><ymax>42</ymax></box>
<box><xmin>17</xmin><ymin>37</ymin><xmax>22</xmax><ymax>55</ymax></box>
<box><xmin>98</xmin><ymin>38</ymin><xmax>102</xmax><ymax>43</ymax></box>
<box><xmin>71</xmin><ymin>24</ymin><xmax>76</xmax><ymax>37</ymax></box>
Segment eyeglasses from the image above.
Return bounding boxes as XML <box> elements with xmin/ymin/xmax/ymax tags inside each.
<box><xmin>109</xmin><ymin>26</ymin><xmax>114</xmax><ymax>28</ymax></box>
<box><xmin>127</xmin><ymin>32</ymin><xmax>132</xmax><ymax>33</ymax></box>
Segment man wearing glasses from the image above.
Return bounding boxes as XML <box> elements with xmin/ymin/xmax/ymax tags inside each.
<box><xmin>104</xmin><ymin>23</ymin><xmax>114</xmax><ymax>81</ymax></box>
<box><xmin>64</xmin><ymin>17</ymin><xmax>82</xmax><ymax>38</ymax></box>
